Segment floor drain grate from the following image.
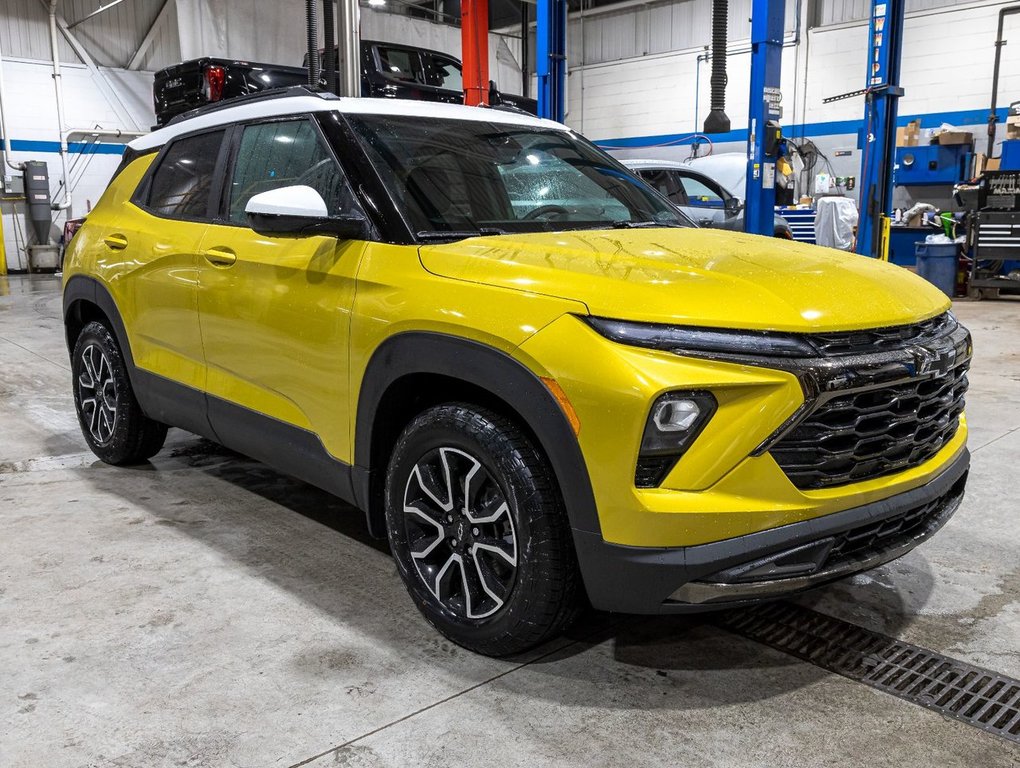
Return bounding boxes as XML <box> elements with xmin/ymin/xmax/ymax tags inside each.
<box><xmin>717</xmin><ymin>601</ymin><xmax>1020</xmax><ymax>744</ymax></box>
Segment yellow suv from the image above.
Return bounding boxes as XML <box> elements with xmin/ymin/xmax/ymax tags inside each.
<box><xmin>63</xmin><ymin>89</ymin><xmax>971</xmax><ymax>655</ymax></box>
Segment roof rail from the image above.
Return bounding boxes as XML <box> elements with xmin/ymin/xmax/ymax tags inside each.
<box><xmin>165</xmin><ymin>85</ymin><xmax>338</xmax><ymax>127</ymax></box>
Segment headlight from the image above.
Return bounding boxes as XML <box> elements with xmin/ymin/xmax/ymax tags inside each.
<box><xmin>636</xmin><ymin>391</ymin><xmax>717</xmax><ymax>487</ymax></box>
<box><xmin>584</xmin><ymin>316</ymin><xmax>818</xmax><ymax>358</ymax></box>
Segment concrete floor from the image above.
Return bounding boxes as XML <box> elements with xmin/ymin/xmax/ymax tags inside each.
<box><xmin>1</xmin><ymin>273</ymin><xmax>1019</xmax><ymax>768</ymax></box>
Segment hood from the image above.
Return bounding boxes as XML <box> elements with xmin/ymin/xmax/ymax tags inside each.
<box><xmin>418</xmin><ymin>228</ymin><xmax>949</xmax><ymax>332</ymax></box>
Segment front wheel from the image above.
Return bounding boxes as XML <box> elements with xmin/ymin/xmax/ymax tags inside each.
<box><xmin>71</xmin><ymin>320</ymin><xmax>167</xmax><ymax>465</ymax></box>
<box><xmin>385</xmin><ymin>404</ymin><xmax>582</xmax><ymax>656</ymax></box>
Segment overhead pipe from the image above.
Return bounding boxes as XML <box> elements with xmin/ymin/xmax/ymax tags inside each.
<box><xmin>0</xmin><ymin>29</ymin><xmax>24</xmax><ymax>171</ymax></box>
<box><xmin>66</xmin><ymin>128</ymin><xmax>145</xmax><ymax>142</ymax></box>
<box><xmin>323</xmin><ymin>0</ymin><xmax>337</xmax><ymax>94</ymax></box>
<box><xmin>704</xmin><ymin>0</ymin><xmax>730</xmax><ymax>133</ymax></box>
<box><xmin>48</xmin><ymin>0</ymin><xmax>73</xmax><ymax>215</ymax></box>
<box><xmin>987</xmin><ymin>4</ymin><xmax>1020</xmax><ymax>154</ymax></box>
<box><xmin>306</xmin><ymin>0</ymin><xmax>320</xmax><ymax>89</ymax></box>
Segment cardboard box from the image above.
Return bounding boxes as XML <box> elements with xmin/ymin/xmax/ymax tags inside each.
<box><xmin>972</xmin><ymin>153</ymin><xmax>987</xmax><ymax>178</ymax></box>
<box><xmin>987</xmin><ymin>157</ymin><xmax>1001</xmax><ymax>172</ymax></box>
<box><xmin>935</xmin><ymin>130</ymin><xmax>974</xmax><ymax>146</ymax></box>
<box><xmin>896</xmin><ymin>120</ymin><xmax>921</xmax><ymax>147</ymax></box>
<box><xmin>1006</xmin><ymin>115</ymin><xmax>1020</xmax><ymax>140</ymax></box>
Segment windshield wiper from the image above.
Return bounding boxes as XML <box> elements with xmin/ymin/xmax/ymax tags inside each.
<box><xmin>609</xmin><ymin>220</ymin><xmax>684</xmax><ymax>229</ymax></box>
<box><xmin>416</xmin><ymin>227</ymin><xmax>509</xmax><ymax>241</ymax></box>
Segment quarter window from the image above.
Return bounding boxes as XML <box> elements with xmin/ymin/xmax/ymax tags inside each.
<box><xmin>146</xmin><ymin>130</ymin><xmax>224</xmax><ymax>219</ymax></box>
<box><xmin>228</xmin><ymin>120</ymin><xmax>354</xmax><ymax>224</ymax></box>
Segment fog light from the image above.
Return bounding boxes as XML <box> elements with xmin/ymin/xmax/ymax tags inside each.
<box><xmin>636</xmin><ymin>391</ymin><xmax>717</xmax><ymax>487</ymax></box>
<box><xmin>652</xmin><ymin>398</ymin><xmax>701</xmax><ymax>432</ymax></box>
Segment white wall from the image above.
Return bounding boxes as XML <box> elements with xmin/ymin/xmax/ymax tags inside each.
<box><xmin>582</xmin><ymin>0</ymin><xmax>1020</xmax><ymax>162</ymax></box>
<box><xmin>1</xmin><ymin>60</ymin><xmax>155</xmax><ymax>271</ymax></box>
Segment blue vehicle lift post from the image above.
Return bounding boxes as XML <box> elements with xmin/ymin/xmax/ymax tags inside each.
<box><xmin>854</xmin><ymin>0</ymin><xmax>906</xmax><ymax>257</ymax></box>
<box><xmin>744</xmin><ymin>0</ymin><xmax>786</xmax><ymax>236</ymax></box>
<box><xmin>536</xmin><ymin>0</ymin><xmax>567</xmax><ymax>122</ymax></box>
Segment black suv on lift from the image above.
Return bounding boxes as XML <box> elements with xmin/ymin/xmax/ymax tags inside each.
<box><xmin>153</xmin><ymin>39</ymin><xmax>536</xmax><ymax>126</ymax></box>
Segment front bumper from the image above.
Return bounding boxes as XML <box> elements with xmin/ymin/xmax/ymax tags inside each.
<box><xmin>574</xmin><ymin>448</ymin><xmax>968</xmax><ymax>614</ymax></box>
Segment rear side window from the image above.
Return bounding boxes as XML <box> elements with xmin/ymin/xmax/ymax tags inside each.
<box><xmin>228</xmin><ymin>119</ymin><xmax>356</xmax><ymax>224</ymax></box>
<box><xmin>146</xmin><ymin>130</ymin><xmax>224</xmax><ymax>218</ymax></box>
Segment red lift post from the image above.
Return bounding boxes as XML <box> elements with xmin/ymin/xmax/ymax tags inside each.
<box><xmin>461</xmin><ymin>0</ymin><xmax>489</xmax><ymax>106</ymax></box>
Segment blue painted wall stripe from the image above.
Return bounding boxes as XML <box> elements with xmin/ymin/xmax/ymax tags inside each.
<box><xmin>593</xmin><ymin>107</ymin><xmax>1009</xmax><ymax>150</ymax></box>
<box><xmin>0</xmin><ymin>137</ymin><xmax>126</xmax><ymax>156</ymax></box>
<box><xmin>0</xmin><ymin>106</ymin><xmax>1010</xmax><ymax>155</ymax></box>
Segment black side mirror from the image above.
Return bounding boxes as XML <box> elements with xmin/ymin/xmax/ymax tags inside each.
<box><xmin>246</xmin><ymin>212</ymin><xmax>369</xmax><ymax>239</ymax></box>
<box><xmin>725</xmin><ymin>197</ymin><xmax>743</xmax><ymax>215</ymax></box>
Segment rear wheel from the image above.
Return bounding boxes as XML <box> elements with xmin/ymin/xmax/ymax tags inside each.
<box><xmin>385</xmin><ymin>403</ymin><xmax>581</xmax><ymax>656</ymax></box>
<box><xmin>72</xmin><ymin>320</ymin><xmax>167</xmax><ymax>465</ymax></box>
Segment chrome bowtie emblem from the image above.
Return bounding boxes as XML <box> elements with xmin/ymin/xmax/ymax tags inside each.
<box><xmin>911</xmin><ymin>345</ymin><xmax>954</xmax><ymax>376</ymax></box>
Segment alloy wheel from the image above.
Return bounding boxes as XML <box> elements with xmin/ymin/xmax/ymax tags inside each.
<box><xmin>78</xmin><ymin>343</ymin><xmax>118</xmax><ymax>445</ymax></box>
<box><xmin>402</xmin><ymin>446</ymin><xmax>518</xmax><ymax>620</ymax></box>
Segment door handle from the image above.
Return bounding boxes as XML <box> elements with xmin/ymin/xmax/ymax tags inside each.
<box><xmin>203</xmin><ymin>247</ymin><xmax>237</xmax><ymax>267</ymax></box>
<box><xmin>103</xmin><ymin>233</ymin><xmax>128</xmax><ymax>250</ymax></box>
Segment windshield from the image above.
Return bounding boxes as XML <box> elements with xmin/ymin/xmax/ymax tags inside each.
<box><xmin>345</xmin><ymin>114</ymin><xmax>690</xmax><ymax>240</ymax></box>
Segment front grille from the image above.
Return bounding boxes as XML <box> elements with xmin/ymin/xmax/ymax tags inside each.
<box><xmin>808</xmin><ymin>313</ymin><xmax>953</xmax><ymax>356</ymax></box>
<box><xmin>771</xmin><ymin>359</ymin><xmax>969</xmax><ymax>489</ymax></box>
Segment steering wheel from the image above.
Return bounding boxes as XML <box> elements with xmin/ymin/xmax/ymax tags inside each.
<box><xmin>523</xmin><ymin>204</ymin><xmax>570</xmax><ymax>221</ymax></box>
<box><xmin>296</xmin><ymin>158</ymin><xmax>334</xmax><ymax>186</ymax></box>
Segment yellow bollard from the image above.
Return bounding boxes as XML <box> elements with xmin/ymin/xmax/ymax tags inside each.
<box><xmin>0</xmin><ymin>203</ymin><xmax>7</xmax><ymax>276</ymax></box>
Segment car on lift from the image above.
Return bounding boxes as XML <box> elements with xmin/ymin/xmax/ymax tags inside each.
<box><xmin>623</xmin><ymin>158</ymin><xmax>793</xmax><ymax>238</ymax></box>
<box><xmin>153</xmin><ymin>40</ymin><xmax>535</xmax><ymax>127</ymax></box>
<box><xmin>64</xmin><ymin>88</ymin><xmax>970</xmax><ymax>656</ymax></box>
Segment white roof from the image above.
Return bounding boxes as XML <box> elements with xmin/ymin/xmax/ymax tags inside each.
<box><xmin>130</xmin><ymin>94</ymin><xmax>568</xmax><ymax>151</ymax></box>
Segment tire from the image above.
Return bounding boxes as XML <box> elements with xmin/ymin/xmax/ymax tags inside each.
<box><xmin>385</xmin><ymin>403</ymin><xmax>582</xmax><ymax>656</ymax></box>
<box><xmin>71</xmin><ymin>320</ymin><xmax>167</xmax><ymax>465</ymax></box>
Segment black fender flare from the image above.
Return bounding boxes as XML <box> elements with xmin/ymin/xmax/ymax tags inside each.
<box><xmin>353</xmin><ymin>332</ymin><xmax>601</xmax><ymax>537</ymax></box>
<box><xmin>63</xmin><ymin>274</ymin><xmax>137</xmax><ymax>375</ymax></box>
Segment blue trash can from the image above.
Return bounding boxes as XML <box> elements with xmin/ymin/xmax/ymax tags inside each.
<box><xmin>915</xmin><ymin>242</ymin><xmax>957</xmax><ymax>297</ymax></box>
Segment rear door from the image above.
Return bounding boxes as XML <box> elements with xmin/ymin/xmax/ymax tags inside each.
<box><xmin>195</xmin><ymin>116</ymin><xmax>367</xmax><ymax>463</ymax></box>
<box><xmin>116</xmin><ymin>129</ymin><xmax>225</xmax><ymax>401</ymax></box>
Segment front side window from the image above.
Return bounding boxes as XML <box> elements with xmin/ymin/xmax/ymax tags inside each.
<box><xmin>377</xmin><ymin>47</ymin><xmax>423</xmax><ymax>83</ymax></box>
<box><xmin>147</xmin><ymin>130</ymin><xmax>224</xmax><ymax>219</ymax></box>
<box><xmin>424</xmin><ymin>54</ymin><xmax>463</xmax><ymax>92</ymax></box>
<box><xmin>228</xmin><ymin>119</ymin><xmax>355</xmax><ymax>224</ymax></box>
<box><xmin>638</xmin><ymin>169</ymin><xmax>686</xmax><ymax>207</ymax></box>
<box><xmin>678</xmin><ymin>174</ymin><xmax>725</xmax><ymax>208</ymax></box>
<box><xmin>347</xmin><ymin>115</ymin><xmax>688</xmax><ymax>238</ymax></box>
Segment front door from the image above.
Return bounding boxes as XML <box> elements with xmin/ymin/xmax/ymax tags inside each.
<box><xmin>674</xmin><ymin>171</ymin><xmax>740</xmax><ymax>231</ymax></box>
<box><xmin>196</xmin><ymin>117</ymin><xmax>366</xmax><ymax>464</ymax></box>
